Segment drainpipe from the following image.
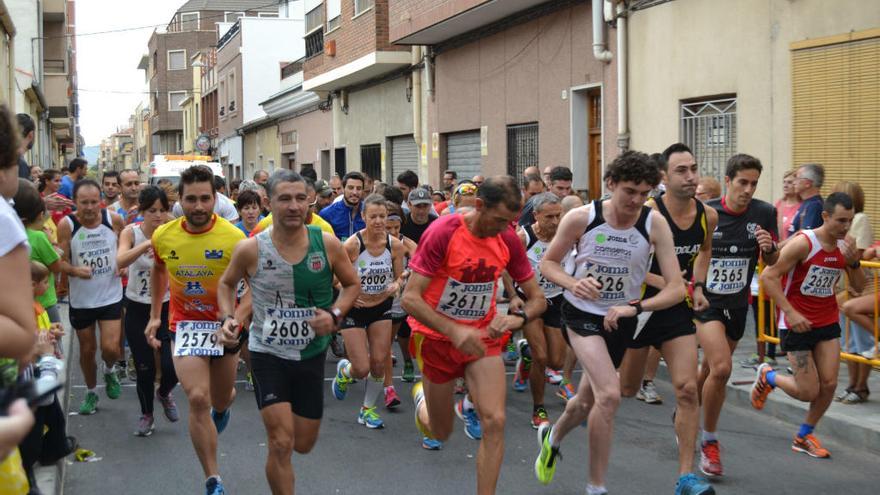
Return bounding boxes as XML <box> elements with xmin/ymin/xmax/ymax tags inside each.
<box><xmin>592</xmin><ymin>0</ymin><xmax>612</xmax><ymax>63</ymax></box>
<box><xmin>411</xmin><ymin>45</ymin><xmax>422</xmax><ymax>180</ymax></box>
<box><xmin>424</xmin><ymin>47</ymin><xmax>434</xmax><ymax>101</ymax></box>
<box><xmin>615</xmin><ymin>1</ymin><xmax>630</xmax><ymax>151</ymax></box>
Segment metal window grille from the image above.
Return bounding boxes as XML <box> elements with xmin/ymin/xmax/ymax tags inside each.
<box><xmin>506</xmin><ymin>123</ymin><xmax>539</xmax><ymax>179</ymax></box>
<box><xmin>680</xmin><ymin>97</ymin><xmax>737</xmax><ymax>188</ymax></box>
<box><xmin>305</xmin><ymin>30</ymin><xmax>324</xmax><ymax>59</ymax></box>
<box><xmin>360</xmin><ymin>144</ymin><xmax>381</xmax><ymax>181</ymax></box>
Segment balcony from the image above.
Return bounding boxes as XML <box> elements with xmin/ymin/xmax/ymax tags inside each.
<box><xmin>302</xmin><ymin>50</ymin><xmax>412</xmax><ymax>92</ymax></box>
<box><xmin>391</xmin><ymin>0</ymin><xmax>551</xmax><ymax>45</ymax></box>
<box><xmin>44</xmin><ymin>73</ymin><xmax>70</xmax><ymax>119</ymax></box>
<box><xmin>43</xmin><ymin>0</ymin><xmax>66</xmax><ymax>22</ymax></box>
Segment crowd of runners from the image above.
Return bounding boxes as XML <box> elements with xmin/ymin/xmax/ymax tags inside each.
<box><xmin>0</xmin><ymin>101</ymin><xmax>876</xmax><ymax>495</ymax></box>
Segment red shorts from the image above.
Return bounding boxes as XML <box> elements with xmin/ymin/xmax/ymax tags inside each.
<box><xmin>411</xmin><ymin>331</ymin><xmax>503</xmax><ymax>384</ymax></box>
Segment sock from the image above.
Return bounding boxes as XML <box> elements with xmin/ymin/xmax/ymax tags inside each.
<box><xmin>533</xmin><ymin>404</ymin><xmax>544</xmax><ymax>412</ymax></box>
<box><xmin>797</xmin><ymin>423</ymin><xmax>815</xmax><ymax>439</ymax></box>
<box><xmin>206</xmin><ymin>475</ymin><xmax>221</xmax><ymax>484</ymax></box>
<box><xmin>462</xmin><ymin>394</ymin><xmax>475</xmax><ymax>412</ymax></box>
<box><xmin>702</xmin><ymin>430</ymin><xmax>717</xmax><ymax>443</ymax></box>
<box><xmin>363</xmin><ymin>374</ymin><xmax>384</xmax><ymax>409</ymax></box>
<box><xmin>766</xmin><ymin>370</ymin><xmax>777</xmax><ymax>388</ymax></box>
<box><xmin>586</xmin><ymin>483</ymin><xmax>608</xmax><ymax>495</ymax></box>
<box><xmin>549</xmin><ymin>425</ymin><xmax>561</xmax><ymax>448</ymax></box>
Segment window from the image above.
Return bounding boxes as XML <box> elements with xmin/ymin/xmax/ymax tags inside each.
<box><xmin>354</xmin><ymin>0</ymin><xmax>374</xmax><ymax>16</ymax></box>
<box><xmin>219</xmin><ymin>79</ymin><xmax>226</xmax><ymax>118</ymax></box>
<box><xmin>179</xmin><ymin>12</ymin><xmax>199</xmax><ymax>31</ymax></box>
<box><xmin>228</xmin><ymin>72</ymin><xmax>237</xmax><ymax>113</ymax></box>
<box><xmin>360</xmin><ymin>144</ymin><xmax>381</xmax><ymax>181</ymax></box>
<box><xmin>305</xmin><ymin>29</ymin><xmax>324</xmax><ymax>59</ymax></box>
<box><xmin>168</xmin><ymin>50</ymin><xmax>186</xmax><ymax>71</ymax></box>
<box><xmin>305</xmin><ymin>6</ymin><xmax>323</xmax><ymax>33</ymax></box>
<box><xmin>225</xmin><ymin>12</ymin><xmax>244</xmax><ymax>23</ymax></box>
<box><xmin>680</xmin><ymin>97</ymin><xmax>737</xmax><ymax>187</ymax></box>
<box><xmin>327</xmin><ymin>0</ymin><xmax>341</xmax><ymax>30</ymax></box>
<box><xmin>169</xmin><ymin>91</ymin><xmax>187</xmax><ymax>111</ymax></box>
<box><xmin>506</xmin><ymin>123</ymin><xmax>539</xmax><ymax>178</ymax></box>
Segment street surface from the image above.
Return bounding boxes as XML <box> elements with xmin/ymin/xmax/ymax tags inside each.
<box><xmin>62</xmin><ymin>334</ymin><xmax>879</xmax><ymax>495</ymax></box>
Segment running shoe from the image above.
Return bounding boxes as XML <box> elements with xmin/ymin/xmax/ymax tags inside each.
<box><xmin>205</xmin><ymin>477</ymin><xmax>225</xmax><ymax>495</ymax></box>
<box><xmin>211</xmin><ymin>408</ymin><xmax>231</xmax><ymax>434</ymax></box>
<box><xmin>674</xmin><ymin>473</ymin><xmax>715</xmax><ymax>495</ymax></box>
<box><xmin>534</xmin><ymin>423</ymin><xmax>561</xmax><ymax>485</ymax></box>
<box><xmin>135</xmin><ymin>414</ymin><xmax>155</xmax><ymax>437</ymax></box>
<box><xmin>157</xmin><ymin>393</ymin><xmax>180</xmax><ymax>422</ymax></box>
<box><xmin>531</xmin><ymin>406</ymin><xmax>550</xmax><ymax>430</ymax></box>
<box><xmin>750</xmin><ymin>363</ymin><xmax>774</xmax><ymax>410</ymax></box>
<box><xmin>556</xmin><ymin>381</ymin><xmax>576</xmax><ymax>402</ymax></box>
<box><xmin>358</xmin><ymin>406</ymin><xmax>384</xmax><ymax>429</ymax></box>
<box><xmin>245</xmin><ymin>372</ymin><xmax>255</xmax><ymax>392</ymax></box>
<box><xmin>329</xmin><ymin>333</ymin><xmax>345</xmax><ymax>358</ymax></box>
<box><xmin>126</xmin><ymin>355</ymin><xmax>137</xmax><ymax>382</ymax></box>
<box><xmin>332</xmin><ymin>359</ymin><xmax>352</xmax><ymax>400</ymax></box>
<box><xmin>504</xmin><ymin>340</ymin><xmax>518</xmax><ymax>362</ymax></box>
<box><xmin>840</xmin><ymin>389</ymin><xmax>868</xmax><ymax>404</ymax></box>
<box><xmin>739</xmin><ymin>353</ymin><xmax>761</xmax><ymax>368</ymax></box>
<box><xmin>513</xmin><ymin>339</ymin><xmax>531</xmax><ymax>392</ymax></box>
<box><xmin>402</xmin><ymin>360</ymin><xmax>415</xmax><ymax>383</ymax></box>
<box><xmin>636</xmin><ymin>380</ymin><xmax>662</xmax><ymax>404</ymax></box>
<box><xmin>834</xmin><ymin>387</ymin><xmax>853</xmax><ymax>402</ymax></box>
<box><xmin>421</xmin><ymin>437</ymin><xmax>443</xmax><ymax>450</ymax></box>
<box><xmin>699</xmin><ymin>440</ymin><xmax>723</xmax><ymax>477</ymax></box>
<box><xmin>455</xmin><ymin>398</ymin><xmax>482</xmax><ymax>440</ymax></box>
<box><xmin>78</xmin><ymin>391</ymin><xmax>98</xmax><ymax>415</ymax></box>
<box><xmin>412</xmin><ymin>381</ymin><xmax>431</xmax><ymax>438</ymax></box>
<box><xmin>104</xmin><ymin>371</ymin><xmax>121</xmax><ymax>399</ymax></box>
<box><xmin>545</xmin><ymin>368</ymin><xmax>563</xmax><ymax>385</ymax></box>
<box><xmin>792</xmin><ymin>433</ymin><xmax>830</xmax><ymax>458</ymax></box>
<box><xmin>385</xmin><ymin>386</ymin><xmax>401</xmax><ymax>409</ymax></box>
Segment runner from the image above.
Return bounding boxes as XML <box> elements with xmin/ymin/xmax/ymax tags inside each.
<box><xmin>116</xmin><ymin>185</ymin><xmax>179</xmax><ymax>437</ymax></box>
<box><xmin>693</xmin><ymin>153</ymin><xmax>778</xmax><ymax>478</ymax></box>
<box><xmin>506</xmin><ymin>193</ymin><xmax>569</xmax><ymax>429</ymax></box>
<box><xmin>384</xmin><ymin>201</ymin><xmax>418</xmax><ymax>395</ymax></box>
<box><xmin>403</xmin><ymin>176</ymin><xmax>546</xmax><ymax>494</ymax></box>
<box><xmin>217</xmin><ymin>169</ymin><xmax>359</xmax><ymax>495</ymax></box>
<box><xmin>331</xmin><ymin>194</ymin><xmax>405</xmax><ymax>429</ymax></box>
<box><xmin>752</xmin><ymin>192</ymin><xmax>863</xmax><ymax>458</ymax></box>
<box><xmin>146</xmin><ymin>165</ymin><xmax>246</xmax><ymax>495</ymax></box>
<box><xmin>110</xmin><ymin>169</ymin><xmax>141</xmax><ymax>223</ymax></box>
<box><xmin>534</xmin><ymin>151</ymin><xmax>685</xmax><ymax>495</ymax></box>
<box><xmin>617</xmin><ymin>143</ymin><xmax>717</xmax><ymax>494</ymax></box>
<box><xmin>57</xmin><ymin>179</ymin><xmax>125</xmax><ymax>415</ymax></box>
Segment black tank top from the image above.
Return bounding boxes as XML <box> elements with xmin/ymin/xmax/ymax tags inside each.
<box><xmin>644</xmin><ymin>196</ymin><xmax>707</xmax><ymax>298</ymax></box>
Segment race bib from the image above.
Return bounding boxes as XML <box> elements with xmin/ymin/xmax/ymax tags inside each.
<box><xmin>133</xmin><ymin>269</ymin><xmax>150</xmax><ymax>297</ymax></box>
<box><xmin>79</xmin><ymin>247</ymin><xmax>114</xmax><ymax>277</ymax></box>
<box><xmin>584</xmin><ymin>264</ymin><xmax>630</xmax><ymax>303</ymax></box>
<box><xmin>800</xmin><ymin>265</ymin><xmax>841</xmax><ymax>298</ymax></box>
<box><xmin>261</xmin><ymin>307</ymin><xmax>316</xmax><ymax>357</ymax></box>
<box><xmin>538</xmin><ymin>276</ymin><xmax>562</xmax><ymax>297</ymax></box>
<box><xmin>437</xmin><ymin>278</ymin><xmax>495</xmax><ymax>321</ymax></box>
<box><xmin>361</xmin><ymin>270</ymin><xmax>391</xmax><ymax>295</ymax></box>
<box><xmin>707</xmin><ymin>258</ymin><xmax>749</xmax><ymax>295</ymax></box>
<box><xmin>174</xmin><ymin>320</ymin><xmax>222</xmax><ymax>357</ymax></box>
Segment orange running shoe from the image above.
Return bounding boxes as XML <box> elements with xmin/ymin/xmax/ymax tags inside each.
<box><xmin>792</xmin><ymin>434</ymin><xmax>830</xmax><ymax>458</ymax></box>
<box><xmin>750</xmin><ymin>363</ymin><xmax>774</xmax><ymax>410</ymax></box>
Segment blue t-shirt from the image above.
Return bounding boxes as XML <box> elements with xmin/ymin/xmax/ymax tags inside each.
<box><xmin>788</xmin><ymin>194</ymin><xmax>823</xmax><ymax>235</ymax></box>
<box><xmin>59</xmin><ymin>175</ymin><xmax>75</xmax><ymax>199</ymax></box>
<box><xmin>234</xmin><ymin>215</ymin><xmax>264</xmax><ymax>237</ymax></box>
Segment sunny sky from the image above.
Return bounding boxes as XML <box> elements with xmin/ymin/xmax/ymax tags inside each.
<box><xmin>76</xmin><ymin>0</ymin><xmax>185</xmax><ymax>146</ymax></box>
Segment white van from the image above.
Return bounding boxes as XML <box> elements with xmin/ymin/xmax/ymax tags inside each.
<box><xmin>147</xmin><ymin>155</ymin><xmax>225</xmax><ymax>187</ymax></box>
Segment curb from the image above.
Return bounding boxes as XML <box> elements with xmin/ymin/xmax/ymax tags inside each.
<box><xmin>655</xmin><ymin>364</ymin><xmax>880</xmax><ymax>456</ymax></box>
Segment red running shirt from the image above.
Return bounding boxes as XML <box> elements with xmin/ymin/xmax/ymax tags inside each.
<box><xmin>779</xmin><ymin>229</ymin><xmax>845</xmax><ymax>329</ymax></box>
<box><xmin>407</xmin><ymin>214</ymin><xmax>534</xmax><ymax>341</ymax></box>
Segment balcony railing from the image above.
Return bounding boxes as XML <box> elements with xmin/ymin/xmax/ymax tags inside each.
<box><xmin>305</xmin><ymin>29</ymin><xmax>324</xmax><ymax>59</ymax></box>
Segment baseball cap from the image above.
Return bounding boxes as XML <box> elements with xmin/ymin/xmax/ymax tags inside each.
<box><xmin>315</xmin><ymin>179</ymin><xmax>332</xmax><ymax>197</ymax></box>
<box><xmin>408</xmin><ymin>188</ymin><xmax>432</xmax><ymax>205</ymax></box>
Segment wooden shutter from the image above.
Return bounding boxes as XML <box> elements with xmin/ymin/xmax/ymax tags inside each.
<box><xmin>791</xmin><ymin>29</ymin><xmax>880</xmax><ymax>232</ymax></box>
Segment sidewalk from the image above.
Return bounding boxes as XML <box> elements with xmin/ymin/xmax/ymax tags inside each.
<box><xmin>657</xmin><ymin>306</ymin><xmax>880</xmax><ymax>456</ymax></box>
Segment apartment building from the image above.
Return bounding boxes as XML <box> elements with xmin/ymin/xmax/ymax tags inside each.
<box><xmin>388</xmin><ymin>0</ymin><xmax>619</xmax><ymax>196</ymax></box>
<box><xmin>626</xmin><ymin>0</ymin><xmax>879</xmax><ymax>226</ymax></box>
<box><xmin>302</xmin><ymin>0</ymin><xmax>415</xmax><ymax>181</ymax></box>
<box><xmin>147</xmin><ymin>0</ymin><xmax>277</xmax><ymax>159</ymax></box>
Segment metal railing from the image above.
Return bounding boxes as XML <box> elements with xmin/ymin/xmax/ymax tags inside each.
<box><xmin>305</xmin><ymin>29</ymin><xmax>324</xmax><ymax>59</ymax></box>
<box><xmin>757</xmin><ymin>261</ymin><xmax>880</xmax><ymax>366</ymax></box>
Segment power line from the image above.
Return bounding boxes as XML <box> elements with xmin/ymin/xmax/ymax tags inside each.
<box><xmin>37</xmin><ymin>0</ymin><xmax>282</xmax><ymax>40</ymax></box>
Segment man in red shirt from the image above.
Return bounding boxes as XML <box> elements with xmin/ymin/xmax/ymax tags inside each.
<box><xmin>403</xmin><ymin>175</ymin><xmax>545</xmax><ymax>495</ymax></box>
<box><xmin>753</xmin><ymin>192</ymin><xmax>863</xmax><ymax>459</ymax></box>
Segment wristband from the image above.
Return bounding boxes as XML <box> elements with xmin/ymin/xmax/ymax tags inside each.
<box><xmin>763</xmin><ymin>242</ymin><xmax>778</xmax><ymax>255</ymax></box>
<box><xmin>849</xmin><ymin>261</ymin><xmax>861</xmax><ymax>270</ymax></box>
<box><xmin>322</xmin><ymin>307</ymin><xmax>341</xmax><ymax>326</ymax></box>
<box><xmin>509</xmin><ymin>308</ymin><xmax>528</xmax><ymax>325</ymax></box>
<box><xmin>693</xmin><ymin>281</ymin><xmax>706</xmax><ymax>291</ymax></box>
<box><xmin>628</xmin><ymin>300</ymin><xmax>643</xmax><ymax>316</ymax></box>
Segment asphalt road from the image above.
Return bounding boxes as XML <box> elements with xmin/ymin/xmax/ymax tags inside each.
<box><xmin>62</xmin><ymin>340</ymin><xmax>878</xmax><ymax>495</ymax></box>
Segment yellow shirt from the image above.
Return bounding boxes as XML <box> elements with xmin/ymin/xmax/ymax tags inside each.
<box><xmin>252</xmin><ymin>212</ymin><xmax>334</xmax><ymax>237</ymax></box>
<box><xmin>151</xmin><ymin>214</ymin><xmax>245</xmax><ymax>331</ymax></box>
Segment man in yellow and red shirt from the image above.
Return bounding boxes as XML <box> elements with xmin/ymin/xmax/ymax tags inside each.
<box><xmin>402</xmin><ymin>176</ymin><xmax>545</xmax><ymax>495</ymax></box>
<box><xmin>147</xmin><ymin>165</ymin><xmax>245</xmax><ymax>495</ymax></box>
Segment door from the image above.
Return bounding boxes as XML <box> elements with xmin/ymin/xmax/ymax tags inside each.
<box><xmin>390</xmin><ymin>135</ymin><xmax>418</xmax><ymax>183</ymax></box>
<box><xmin>334</xmin><ymin>148</ymin><xmax>346</xmax><ymax>177</ymax></box>
<box><xmin>588</xmin><ymin>90</ymin><xmax>602</xmax><ymax>199</ymax></box>
<box><xmin>320</xmin><ymin>150</ymin><xmax>331</xmax><ymax>179</ymax></box>
<box><xmin>360</xmin><ymin>144</ymin><xmax>381</xmax><ymax>181</ymax></box>
<box><xmin>446</xmin><ymin>131</ymin><xmax>481</xmax><ymax>182</ymax></box>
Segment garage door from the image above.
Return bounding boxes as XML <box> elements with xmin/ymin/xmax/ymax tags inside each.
<box><xmin>390</xmin><ymin>135</ymin><xmax>418</xmax><ymax>183</ymax></box>
<box><xmin>446</xmin><ymin>131</ymin><xmax>481</xmax><ymax>182</ymax></box>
